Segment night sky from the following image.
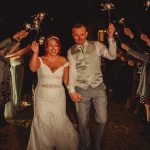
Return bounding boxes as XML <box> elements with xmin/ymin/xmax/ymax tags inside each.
<box><xmin>0</xmin><ymin>0</ymin><xmax>149</xmax><ymax>52</ymax></box>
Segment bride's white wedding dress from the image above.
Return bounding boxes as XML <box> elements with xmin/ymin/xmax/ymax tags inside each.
<box><xmin>27</xmin><ymin>57</ymin><xmax>78</xmax><ymax>150</ymax></box>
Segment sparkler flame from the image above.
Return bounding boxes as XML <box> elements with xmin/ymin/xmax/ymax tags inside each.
<box><xmin>38</xmin><ymin>36</ymin><xmax>45</xmax><ymax>45</ymax></box>
<box><xmin>100</xmin><ymin>2</ymin><xmax>115</xmax><ymax>11</ymax></box>
<box><xmin>118</xmin><ymin>17</ymin><xmax>125</xmax><ymax>25</ymax></box>
<box><xmin>145</xmin><ymin>0</ymin><xmax>150</xmax><ymax>11</ymax></box>
<box><xmin>24</xmin><ymin>12</ymin><xmax>46</xmax><ymax>31</ymax></box>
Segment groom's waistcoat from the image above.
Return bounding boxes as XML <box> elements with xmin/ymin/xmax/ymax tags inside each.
<box><xmin>70</xmin><ymin>41</ymin><xmax>103</xmax><ymax>89</ymax></box>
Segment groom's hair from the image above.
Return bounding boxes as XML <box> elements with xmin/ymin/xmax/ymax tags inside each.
<box><xmin>72</xmin><ymin>23</ymin><xmax>87</xmax><ymax>31</ymax></box>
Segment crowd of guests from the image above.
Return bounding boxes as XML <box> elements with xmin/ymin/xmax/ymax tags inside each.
<box><xmin>121</xmin><ymin>27</ymin><xmax>150</xmax><ymax>135</ymax></box>
<box><xmin>0</xmin><ymin>20</ymin><xmax>150</xmax><ymax>150</ymax></box>
<box><xmin>0</xmin><ymin>30</ymin><xmax>29</xmax><ymax>126</ymax></box>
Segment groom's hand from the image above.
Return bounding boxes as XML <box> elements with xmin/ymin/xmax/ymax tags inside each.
<box><xmin>70</xmin><ymin>92</ymin><xmax>83</xmax><ymax>103</ymax></box>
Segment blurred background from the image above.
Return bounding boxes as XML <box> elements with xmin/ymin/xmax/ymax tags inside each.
<box><xmin>0</xmin><ymin>0</ymin><xmax>149</xmax><ymax>52</ymax></box>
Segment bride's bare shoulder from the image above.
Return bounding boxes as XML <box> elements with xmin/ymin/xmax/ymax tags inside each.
<box><xmin>58</xmin><ymin>56</ymin><xmax>68</xmax><ymax>64</ymax></box>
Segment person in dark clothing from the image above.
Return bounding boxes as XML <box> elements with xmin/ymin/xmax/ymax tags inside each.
<box><xmin>0</xmin><ymin>30</ymin><xmax>29</xmax><ymax>126</ymax></box>
<box><xmin>122</xmin><ymin>27</ymin><xmax>150</xmax><ymax>135</ymax></box>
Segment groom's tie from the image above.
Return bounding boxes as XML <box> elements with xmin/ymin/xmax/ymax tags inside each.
<box><xmin>79</xmin><ymin>45</ymin><xmax>85</xmax><ymax>54</ymax></box>
<box><xmin>77</xmin><ymin>45</ymin><xmax>85</xmax><ymax>60</ymax></box>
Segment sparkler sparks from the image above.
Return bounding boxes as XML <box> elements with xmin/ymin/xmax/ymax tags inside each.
<box><xmin>36</xmin><ymin>12</ymin><xmax>46</xmax><ymax>21</ymax></box>
<box><xmin>100</xmin><ymin>2</ymin><xmax>115</xmax><ymax>24</ymax></box>
<box><xmin>38</xmin><ymin>36</ymin><xmax>45</xmax><ymax>45</ymax></box>
<box><xmin>24</xmin><ymin>23</ymin><xmax>32</xmax><ymax>31</ymax></box>
<box><xmin>100</xmin><ymin>2</ymin><xmax>115</xmax><ymax>11</ymax></box>
<box><xmin>118</xmin><ymin>17</ymin><xmax>125</xmax><ymax>25</ymax></box>
<box><xmin>145</xmin><ymin>0</ymin><xmax>150</xmax><ymax>11</ymax></box>
<box><xmin>24</xmin><ymin>12</ymin><xmax>46</xmax><ymax>31</ymax></box>
<box><xmin>118</xmin><ymin>17</ymin><xmax>126</xmax><ymax>27</ymax></box>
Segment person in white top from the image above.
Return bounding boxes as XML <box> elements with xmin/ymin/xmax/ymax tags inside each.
<box><xmin>67</xmin><ymin>23</ymin><xmax>117</xmax><ymax>150</ymax></box>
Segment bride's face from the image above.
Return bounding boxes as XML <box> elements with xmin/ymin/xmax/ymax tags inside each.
<box><xmin>46</xmin><ymin>39</ymin><xmax>60</xmax><ymax>56</ymax></box>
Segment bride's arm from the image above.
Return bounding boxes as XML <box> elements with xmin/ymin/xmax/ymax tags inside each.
<box><xmin>63</xmin><ymin>65</ymin><xmax>69</xmax><ymax>87</ymax></box>
<box><xmin>29</xmin><ymin>41</ymin><xmax>40</xmax><ymax>72</ymax></box>
<box><xmin>62</xmin><ymin>57</ymin><xmax>69</xmax><ymax>87</ymax></box>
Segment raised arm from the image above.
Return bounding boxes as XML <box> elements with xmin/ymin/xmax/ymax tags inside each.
<box><xmin>98</xmin><ymin>23</ymin><xmax>117</xmax><ymax>60</ymax></box>
<box><xmin>121</xmin><ymin>43</ymin><xmax>150</xmax><ymax>63</ymax></box>
<box><xmin>140</xmin><ymin>33</ymin><xmax>150</xmax><ymax>47</ymax></box>
<box><xmin>123</xmin><ymin>27</ymin><xmax>146</xmax><ymax>53</ymax></box>
<box><xmin>12</xmin><ymin>30</ymin><xmax>29</xmax><ymax>41</ymax></box>
<box><xmin>29</xmin><ymin>41</ymin><xmax>40</xmax><ymax>72</ymax></box>
<box><xmin>0</xmin><ymin>30</ymin><xmax>29</xmax><ymax>50</ymax></box>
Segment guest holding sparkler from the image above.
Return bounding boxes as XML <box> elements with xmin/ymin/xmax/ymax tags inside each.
<box><xmin>122</xmin><ymin>27</ymin><xmax>150</xmax><ymax>136</ymax></box>
<box><xmin>0</xmin><ymin>30</ymin><xmax>29</xmax><ymax>126</ymax></box>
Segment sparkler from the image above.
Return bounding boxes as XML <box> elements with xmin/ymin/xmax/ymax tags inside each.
<box><xmin>114</xmin><ymin>31</ymin><xmax>122</xmax><ymax>43</ymax></box>
<box><xmin>38</xmin><ymin>36</ymin><xmax>45</xmax><ymax>45</ymax></box>
<box><xmin>118</xmin><ymin>17</ymin><xmax>126</xmax><ymax>27</ymax></box>
<box><xmin>4</xmin><ymin>12</ymin><xmax>46</xmax><ymax>60</ymax></box>
<box><xmin>100</xmin><ymin>1</ymin><xmax>115</xmax><ymax>24</ymax></box>
<box><xmin>23</xmin><ymin>12</ymin><xmax>46</xmax><ymax>40</ymax></box>
<box><xmin>32</xmin><ymin>12</ymin><xmax>46</xmax><ymax>41</ymax></box>
<box><xmin>100</xmin><ymin>2</ymin><xmax>115</xmax><ymax>11</ymax></box>
<box><xmin>32</xmin><ymin>12</ymin><xmax>46</xmax><ymax>30</ymax></box>
<box><xmin>24</xmin><ymin>23</ymin><xmax>32</xmax><ymax>31</ymax></box>
<box><xmin>145</xmin><ymin>0</ymin><xmax>150</xmax><ymax>11</ymax></box>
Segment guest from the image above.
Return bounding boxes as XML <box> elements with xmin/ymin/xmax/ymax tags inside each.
<box><xmin>4</xmin><ymin>30</ymin><xmax>29</xmax><ymax>118</ymax></box>
<box><xmin>0</xmin><ymin>56</ymin><xmax>10</xmax><ymax>126</ymax></box>
<box><xmin>0</xmin><ymin>30</ymin><xmax>28</xmax><ymax>125</ymax></box>
<box><xmin>122</xmin><ymin>27</ymin><xmax>150</xmax><ymax>135</ymax></box>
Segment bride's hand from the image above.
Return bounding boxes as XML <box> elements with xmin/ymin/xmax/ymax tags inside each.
<box><xmin>30</xmin><ymin>41</ymin><xmax>39</xmax><ymax>54</ymax></box>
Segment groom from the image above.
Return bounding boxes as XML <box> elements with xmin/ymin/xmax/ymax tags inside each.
<box><xmin>67</xmin><ymin>23</ymin><xmax>117</xmax><ymax>150</ymax></box>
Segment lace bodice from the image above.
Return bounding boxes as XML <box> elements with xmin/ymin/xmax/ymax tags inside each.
<box><xmin>37</xmin><ymin>57</ymin><xmax>69</xmax><ymax>86</ymax></box>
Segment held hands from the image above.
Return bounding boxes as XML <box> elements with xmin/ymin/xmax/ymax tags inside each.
<box><xmin>123</xmin><ymin>28</ymin><xmax>134</xmax><ymax>39</ymax></box>
<box><xmin>13</xmin><ymin>30</ymin><xmax>29</xmax><ymax>41</ymax></box>
<box><xmin>70</xmin><ymin>92</ymin><xmax>83</xmax><ymax>103</ymax></box>
<box><xmin>107</xmin><ymin>23</ymin><xmax>115</xmax><ymax>38</ymax></box>
<box><xmin>30</xmin><ymin>41</ymin><xmax>39</xmax><ymax>54</ymax></box>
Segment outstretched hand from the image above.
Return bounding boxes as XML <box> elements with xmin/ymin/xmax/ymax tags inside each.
<box><xmin>140</xmin><ymin>33</ymin><xmax>150</xmax><ymax>47</ymax></box>
<box><xmin>123</xmin><ymin>28</ymin><xmax>134</xmax><ymax>39</ymax></box>
<box><xmin>121</xmin><ymin>43</ymin><xmax>129</xmax><ymax>51</ymax></box>
<box><xmin>13</xmin><ymin>30</ymin><xmax>29</xmax><ymax>40</ymax></box>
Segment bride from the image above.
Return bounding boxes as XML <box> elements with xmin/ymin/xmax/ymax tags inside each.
<box><xmin>27</xmin><ymin>36</ymin><xmax>78</xmax><ymax>150</ymax></box>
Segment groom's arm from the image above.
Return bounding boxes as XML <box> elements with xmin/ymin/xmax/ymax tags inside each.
<box><xmin>67</xmin><ymin>49</ymin><xmax>82</xmax><ymax>102</ymax></box>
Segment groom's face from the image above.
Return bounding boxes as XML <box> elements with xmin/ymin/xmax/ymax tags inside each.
<box><xmin>72</xmin><ymin>26</ymin><xmax>88</xmax><ymax>45</ymax></box>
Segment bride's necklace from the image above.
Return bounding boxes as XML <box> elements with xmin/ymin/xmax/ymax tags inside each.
<box><xmin>48</xmin><ymin>56</ymin><xmax>58</xmax><ymax>63</ymax></box>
